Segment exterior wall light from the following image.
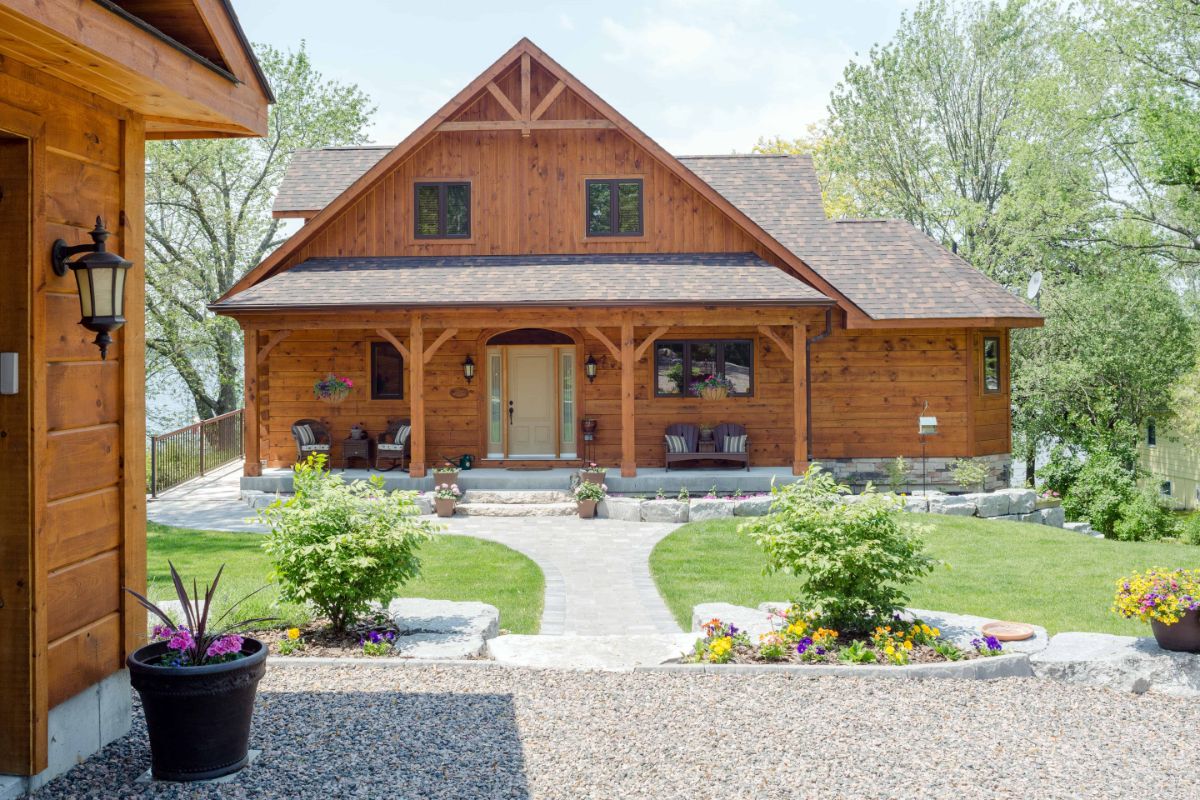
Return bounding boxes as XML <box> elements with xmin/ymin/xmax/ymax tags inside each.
<box><xmin>584</xmin><ymin>354</ymin><xmax>597</xmax><ymax>383</ymax></box>
<box><xmin>52</xmin><ymin>217</ymin><xmax>131</xmax><ymax>360</ymax></box>
<box><xmin>462</xmin><ymin>354</ymin><xmax>475</xmax><ymax>383</ymax></box>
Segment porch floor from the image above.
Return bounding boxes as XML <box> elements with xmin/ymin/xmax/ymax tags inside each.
<box><xmin>241</xmin><ymin>466</ymin><xmax>798</xmax><ymax>495</ymax></box>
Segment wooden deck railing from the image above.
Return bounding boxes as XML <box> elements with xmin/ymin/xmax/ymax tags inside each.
<box><xmin>148</xmin><ymin>409</ymin><xmax>244</xmax><ymax>497</ymax></box>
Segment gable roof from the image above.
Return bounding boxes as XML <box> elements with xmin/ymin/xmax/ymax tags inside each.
<box><xmin>210</xmin><ymin>252</ymin><xmax>833</xmax><ymax>312</ymax></box>
<box><xmin>221</xmin><ymin>37</ymin><xmax>860</xmax><ymax>315</ymax></box>
<box><xmin>269</xmin><ymin>147</ymin><xmax>1041</xmax><ymax>324</ymax></box>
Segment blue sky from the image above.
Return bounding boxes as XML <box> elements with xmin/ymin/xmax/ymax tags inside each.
<box><xmin>235</xmin><ymin>0</ymin><xmax>918</xmax><ymax>153</ymax></box>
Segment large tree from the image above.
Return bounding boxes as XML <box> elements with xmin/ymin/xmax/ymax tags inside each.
<box><xmin>145</xmin><ymin>43</ymin><xmax>373</xmax><ymax>427</ymax></box>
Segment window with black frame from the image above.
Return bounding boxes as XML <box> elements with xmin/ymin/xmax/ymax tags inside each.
<box><xmin>654</xmin><ymin>340</ymin><xmax>753</xmax><ymax>397</ymax></box>
<box><xmin>982</xmin><ymin>336</ymin><xmax>1001</xmax><ymax>393</ymax></box>
<box><xmin>371</xmin><ymin>341</ymin><xmax>404</xmax><ymax>399</ymax></box>
<box><xmin>414</xmin><ymin>181</ymin><xmax>470</xmax><ymax>238</ymax></box>
<box><xmin>586</xmin><ymin>178</ymin><xmax>643</xmax><ymax>236</ymax></box>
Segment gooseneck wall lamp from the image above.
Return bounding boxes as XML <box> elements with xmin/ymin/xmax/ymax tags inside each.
<box><xmin>52</xmin><ymin>217</ymin><xmax>132</xmax><ymax>360</ymax></box>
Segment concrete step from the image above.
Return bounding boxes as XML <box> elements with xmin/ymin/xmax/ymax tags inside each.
<box><xmin>461</xmin><ymin>490</ymin><xmax>572</xmax><ymax>504</ymax></box>
<box><xmin>455</xmin><ymin>501</ymin><xmax>577</xmax><ymax>517</ymax></box>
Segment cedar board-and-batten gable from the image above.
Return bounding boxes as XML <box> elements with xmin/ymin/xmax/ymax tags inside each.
<box><xmin>0</xmin><ymin>0</ymin><xmax>273</xmax><ymax>138</ymax></box>
<box><xmin>218</xmin><ymin>37</ymin><xmax>866</xmax><ymax>319</ymax></box>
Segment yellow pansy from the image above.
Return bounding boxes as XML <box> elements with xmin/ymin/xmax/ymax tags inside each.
<box><xmin>286</xmin><ymin>627</ymin><xmax>301</xmax><ymax>640</ymax></box>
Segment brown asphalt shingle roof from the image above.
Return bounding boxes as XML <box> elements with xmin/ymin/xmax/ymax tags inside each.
<box><xmin>268</xmin><ymin>149</ymin><xmax>1040</xmax><ymax>322</ymax></box>
<box><xmin>210</xmin><ymin>253</ymin><xmax>832</xmax><ymax>311</ymax></box>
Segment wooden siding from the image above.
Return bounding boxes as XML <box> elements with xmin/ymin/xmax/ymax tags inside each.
<box><xmin>0</xmin><ymin>55</ymin><xmax>145</xmax><ymax>774</ymax></box>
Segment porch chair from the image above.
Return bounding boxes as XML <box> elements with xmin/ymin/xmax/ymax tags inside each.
<box><xmin>375</xmin><ymin>419</ymin><xmax>412</xmax><ymax>472</ymax></box>
<box><xmin>291</xmin><ymin>418</ymin><xmax>332</xmax><ymax>466</ymax></box>
<box><xmin>664</xmin><ymin>422</ymin><xmax>750</xmax><ymax>471</ymax></box>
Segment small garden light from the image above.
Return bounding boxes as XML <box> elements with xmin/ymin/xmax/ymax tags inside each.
<box><xmin>462</xmin><ymin>354</ymin><xmax>475</xmax><ymax>383</ymax></box>
<box><xmin>584</xmin><ymin>353</ymin><xmax>597</xmax><ymax>383</ymax></box>
<box><xmin>51</xmin><ymin>217</ymin><xmax>132</xmax><ymax>360</ymax></box>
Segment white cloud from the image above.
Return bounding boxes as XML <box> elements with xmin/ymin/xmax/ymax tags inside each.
<box><xmin>559</xmin><ymin>12</ymin><xmax>574</xmax><ymax>30</ymax></box>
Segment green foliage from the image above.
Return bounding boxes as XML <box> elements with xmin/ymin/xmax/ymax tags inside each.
<box><xmin>1061</xmin><ymin>451</ymin><xmax>1139</xmax><ymax>536</ymax></box>
<box><xmin>949</xmin><ymin>458</ymin><xmax>990</xmax><ymax>493</ymax></box>
<box><xmin>738</xmin><ymin>465</ymin><xmax>935</xmax><ymax>633</ymax></box>
<box><xmin>885</xmin><ymin>456</ymin><xmax>911</xmax><ymax>494</ymax></box>
<box><xmin>1112</xmin><ymin>491</ymin><xmax>1176</xmax><ymax>543</ymax></box>
<box><xmin>1038</xmin><ymin>447</ymin><xmax>1084</xmax><ymax>497</ymax></box>
<box><xmin>258</xmin><ymin>456</ymin><xmax>436</xmax><ymax>631</ymax></box>
<box><xmin>1179</xmin><ymin>515</ymin><xmax>1200</xmax><ymax>547</ymax></box>
<box><xmin>838</xmin><ymin>640</ymin><xmax>877</xmax><ymax>664</ymax></box>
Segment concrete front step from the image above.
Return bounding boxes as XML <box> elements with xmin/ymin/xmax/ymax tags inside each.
<box><xmin>461</xmin><ymin>490</ymin><xmax>573</xmax><ymax>504</ymax></box>
<box><xmin>455</xmin><ymin>501</ymin><xmax>577</xmax><ymax>517</ymax></box>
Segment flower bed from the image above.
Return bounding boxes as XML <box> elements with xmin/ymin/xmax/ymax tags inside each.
<box><xmin>687</xmin><ymin>604</ymin><xmax>1005</xmax><ymax>666</ymax></box>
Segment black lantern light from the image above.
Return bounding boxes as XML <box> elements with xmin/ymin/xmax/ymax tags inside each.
<box><xmin>52</xmin><ymin>217</ymin><xmax>131</xmax><ymax>360</ymax></box>
<box><xmin>584</xmin><ymin>354</ymin><xmax>598</xmax><ymax>383</ymax></box>
<box><xmin>462</xmin><ymin>354</ymin><xmax>476</xmax><ymax>383</ymax></box>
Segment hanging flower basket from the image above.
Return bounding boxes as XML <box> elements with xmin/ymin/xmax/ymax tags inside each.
<box><xmin>314</xmin><ymin>374</ymin><xmax>353</xmax><ymax>405</ymax></box>
<box><xmin>695</xmin><ymin>375</ymin><xmax>733</xmax><ymax>401</ymax></box>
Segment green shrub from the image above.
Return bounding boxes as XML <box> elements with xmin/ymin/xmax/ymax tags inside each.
<box><xmin>258</xmin><ymin>455</ymin><xmax>437</xmax><ymax>630</ymax></box>
<box><xmin>949</xmin><ymin>457</ymin><xmax>989</xmax><ymax>492</ymax></box>
<box><xmin>1038</xmin><ymin>447</ymin><xmax>1084</xmax><ymax>497</ymax></box>
<box><xmin>885</xmin><ymin>456</ymin><xmax>911</xmax><ymax>494</ymax></box>
<box><xmin>1112</xmin><ymin>490</ymin><xmax>1175</xmax><ymax>542</ymax></box>
<box><xmin>738</xmin><ymin>465</ymin><xmax>935</xmax><ymax>634</ymax></box>
<box><xmin>1061</xmin><ymin>452</ymin><xmax>1137</xmax><ymax>536</ymax></box>
<box><xmin>1180</xmin><ymin>514</ymin><xmax>1200</xmax><ymax>546</ymax></box>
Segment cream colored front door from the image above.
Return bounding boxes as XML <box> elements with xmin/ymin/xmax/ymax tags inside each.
<box><xmin>507</xmin><ymin>347</ymin><xmax>556</xmax><ymax>456</ymax></box>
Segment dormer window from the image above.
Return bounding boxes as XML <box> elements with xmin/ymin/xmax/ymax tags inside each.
<box><xmin>415</xmin><ymin>181</ymin><xmax>470</xmax><ymax>238</ymax></box>
<box><xmin>586</xmin><ymin>178</ymin><xmax>643</xmax><ymax>236</ymax></box>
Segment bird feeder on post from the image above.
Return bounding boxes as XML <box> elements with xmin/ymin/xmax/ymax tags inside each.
<box><xmin>919</xmin><ymin>413</ymin><xmax>938</xmax><ymax>494</ymax></box>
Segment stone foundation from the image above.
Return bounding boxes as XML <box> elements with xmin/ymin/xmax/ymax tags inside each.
<box><xmin>818</xmin><ymin>453</ymin><xmax>1012</xmax><ymax>492</ymax></box>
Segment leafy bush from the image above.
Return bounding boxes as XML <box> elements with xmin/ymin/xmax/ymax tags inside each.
<box><xmin>885</xmin><ymin>456</ymin><xmax>911</xmax><ymax>494</ymax></box>
<box><xmin>738</xmin><ymin>465</ymin><xmax>935</xmax><ymax>633</ymax></box>
<box><xmin>1061</xmin><ymin>451</ymin><xmax>1172</xmax><ymax>541</ymax></box>
<box><xmin>1180</xmin><ymin>514</ymin><xmax>1200</xmax><ymax>546</ymax></box>
<box><xmin>949</xmin><ymin>457</ymin><xmax>989</xmax><ymax>492</ymax></box>
<box><xmin>258</xmin><ymin>455</ymin><xmax>436</xmax><ymax>630</ymax></box>
<box><xmin>1038</xmin><ymin>446</ymin><xmax>1084</xmax><ymax>497</ymax></box>
<box><xmin>1112</xmin><ymin>490</ymin><xmax>1175</xmax><ymax>542</ymax></box>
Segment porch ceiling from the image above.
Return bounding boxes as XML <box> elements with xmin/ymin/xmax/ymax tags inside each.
<box><xmin>209</xmin><ymin>252</ymin><xmax>833</xmax><ymax>313</ymax></box>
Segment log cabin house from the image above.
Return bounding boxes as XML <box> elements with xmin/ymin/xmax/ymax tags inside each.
<box><xmin>213</xmin><ymin>38</ymin><xmax>1042</xmax><ymax>489</ymax></box>
<box><xmin>0</xmin><ymin>0</ymin><xmax>271</xmax><ymax>789</ymax></box>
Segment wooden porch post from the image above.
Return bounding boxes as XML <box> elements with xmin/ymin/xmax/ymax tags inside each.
<box><xmin>793</xmin><ymin>323</ymin><xmax>808</xmax><ymax>475</ymax></box>
<box><xmin>242</xmin><ymin>327</ymin><xmax>261</xmax><ymax>477</ymax></box>
<box><xmin>620</xmin><ymin>316</ymin><xmax>636</xmax><ymax>477</ymax></box>
<box><xmin>410</xmin><ymin>314</ymin><xmax>426</xmax><ymax>477</ymax></box>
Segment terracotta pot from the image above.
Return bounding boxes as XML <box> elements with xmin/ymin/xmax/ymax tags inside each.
<box><xmin>581</xmin><ymin>419</ymin><xmax>598</xmax><ymax>435</ymax></box>
<box><xmin>699</xmin><ymin>387</ymin><xmax>728</xmax><ymax>401</ymax></box>
<box><xmin>577</xmin><ymin>499</ymin><xmax>598</xmax><ymax>519</ymax></box>
<box><xmin>1150</xmin><ymin>608</ymin><xmax>1200</xmax><ymax>653</ymax></box>
<box><xmin>127</xmin><ymin>639</ymin><xmax>266</xmax><ymax>781</ymax></box>
<box><xmin>434</xmin><ymin>497</ymin><xmax>456</xmax><ymax>518</ymax></box>
<box><xmin>433</xmin><ymin>470</ymin><xmax>459</xmax><ymax>488</ymax></box>
<box><xmin>581</xmin><ymin>471</ymin><xmax>605</xmax><ymax>485</ymax></box>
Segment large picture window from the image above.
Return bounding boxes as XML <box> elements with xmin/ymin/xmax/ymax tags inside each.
<box><xmin>371</xmin><ymin>341</ymin><xmax>404</xmax><ymax>399</ymax></box>
<box><xmin>982</xmin><ymin>336</ymin><xmax>1001</xmax><ymax>394</ymax></box>
<box><xmin>414</xmin><ymin>181</ymin><xmax>470</xmax><ymax>238</ymax></box>
<box><xmin>654</xmin><ymin>340</ymin><xmax>753</xmax><ymax>397</ymax></box>
<box><xmin>586</xmin><ymin>178</ymin><xmax>643</xmax><ymax>236</ymax></box>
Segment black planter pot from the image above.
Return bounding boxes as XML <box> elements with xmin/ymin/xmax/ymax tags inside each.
<box><xmin>127</xmin><ymin>638</ymin><xmax>267</xmax><ymax>781</ymax></box>
<box><xmin>1150</xmin><ymin>608</ymin><xmax>1200</xmax><ymax>653</ymax></box>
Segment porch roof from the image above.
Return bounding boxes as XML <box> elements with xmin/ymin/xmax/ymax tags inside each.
<box><xmin>209</xmin><ymin>252</ymin><xmax>833</xmax><ymax>312</ymax></box>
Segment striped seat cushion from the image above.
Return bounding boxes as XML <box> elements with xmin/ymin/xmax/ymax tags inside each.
<box><xmin>724</xmin><ymin>434</ymin><xmax>747</xmax><ymax>453</ymax></box>
<box><xmin>295</xmin><ymin>424</ymin><xmax>316</xmax><ymax>446</ymax></box>
<box><xmin>300</xmin><ymin>443</ymin><xmax>330</xmax><ymax>451</ymax></box>
<box><xmin>664</xmin><ymin>434</ymin><xmax>689</xmax><ymax>454</ymax></box>
<box><xmin>377</xmin><ymin>443</ymin><xmax>406</xmax><ymax>451</ymax></box>
<box><xmin>394</xmin><ymin>424</ymin><xmax>411</xmax><ymax>445</ymax></box>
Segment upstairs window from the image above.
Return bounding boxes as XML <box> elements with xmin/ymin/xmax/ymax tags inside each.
<box><xmin>414</xmin><ymin>181</ymin><xmax>470</xmax><ymax>238</ymax></box>
<box><xmin>1147</xmin><ymin>419</ymin><xmax>1157</xmax><ymax>447</ymax></box>
<box><xmin>654</xmin><ymin>339</ymin><xmax>753</xmax><ymax>397</ymax></box>
<box><xmin>371</xmin><ymin>341</ymin><xmax>404</xmax><ymax>399</ymax></box>
<box><xmin>982</xmin><ymin>336</ymin><xmax>1001</xmax><ymax>393</ymax></box>
<box><xmin>586</xmin><ymin>178</ymin><xmax>643</xmax><ymax>236</ymax></box>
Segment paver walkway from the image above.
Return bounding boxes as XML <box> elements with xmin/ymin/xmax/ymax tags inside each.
<box><xmin>148</xmin><ymin>469</ymin><xmax>683</xmax><ymax>635</ymax></box>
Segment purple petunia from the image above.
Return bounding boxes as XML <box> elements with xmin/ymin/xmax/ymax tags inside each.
<box><xmin>167</xmin><ymin>628</ymin><xmax>194</xmax><ymax>652</ymax></box>
<box><xmin>796</xmin><ymin>636</ymin><xmax>813</xmax><ymax>655</ymax></box>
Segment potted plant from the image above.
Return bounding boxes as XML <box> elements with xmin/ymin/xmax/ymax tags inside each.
<box><xmin>314</xmin><ymin>374</ymin><xmax>353</xmax><ymax>405</ymax></box>
<box><xmin>574</xmin><ymin>479</ymin><xmax>606</xmax><ymax>518</ymax></box>
<box><xmin>580</xmin><ymin>419</ymin><xmax>598</xmax><ymax>437</ymax></box>
<box><xmin>1113</xmin><ymin>567</ymin><xmax>1200</xmax><ymax>652</ymax></box>
<box><xmin>432</xmin><ymin>461</ymin><xmax>459</xmax><ymax>488</ymax></box>
<box><xmin>124</xmin><ymin>564</ymin><xmax>270</xmax><ymax>781</ymax></box>
<box><xmin>580</xmin><ymin>462</ymin><xmax>607</xmax><ymax>485</ymax></box>
<box><xmin>434</xmin><ymin>483</ymin><xmax>461</xmax><ymax>517</ymax></box>
<box><xmin>1035</xmin><ymin>489</ymin><xmax>1061</xmax><ymax>509</ymax></box>
<box><xmin>695</xmin><ymin>374</ymin><xmax>733</xmax><ymax>401</ymax></box>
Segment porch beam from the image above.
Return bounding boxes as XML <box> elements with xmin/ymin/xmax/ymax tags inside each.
<box><xmin>243</xmin><ymin>328</ymin><xmax>262</xmax><ymax>477</ymax></box>
<box><xmin>422</xmin><ymin>328</ymin><xmax>459</xmax><ymax>364</ymax></box>
<box><xmin>256</xmin><ymin>329</ymin><xmax>292</xmax><ymax>363</ymax></box>
<box><xmin>634</xmin><ymin>326</ymin><xmax>670</xmax><ymax>363</ymax></box>
<box><xmin>531</xmin><ymin>80</ymin><xmax>565</xmax><ymax>120</ymax></box>
<box><xmin>375</xmin><ymin>328</ymin><xmax>410</xmax><ymax>360</ymax></box>
<box><xmin>436</xmin><ymin>119</ymin><xmax>617</xmax><ymax>132</ymax></box>
<box><xmin>757</xmin><ymin>325</ymin><xmax>792</xmax><ymax>362</ymax></box>
<box><xmin>410</xmin><ymin>315</ymin><xmax>426</xmax><ymax>477</ymax></box>
<box><xmin>793</xmin><ymin>322</ymin><xmax>808</xmax><ymax>475</ymax></box>
<box><xmin>620</xmin><ymin>316</ymin><xmax>636</xmax><ymax>477</ymax></box>
<box><xmin>585</xmin><ymin>326</ymin><xmax>622</xmax><ymax>364</ymax></box>
<box><xmin>486</xmin><ymin>82</ymin><xmax>522</xmax><ymax>121</ymax></box>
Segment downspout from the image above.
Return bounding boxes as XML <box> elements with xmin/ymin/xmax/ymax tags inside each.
<box><xmin>804</xmin><ymin>307</ymin><xmax>835</xmax><ymax>462</ymax></box>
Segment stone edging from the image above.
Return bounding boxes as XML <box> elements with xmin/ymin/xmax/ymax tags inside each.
<box><xmin>636</xmin><ymin>653</ymin><xmax>1032</xmax><ymax>680</ymax></box>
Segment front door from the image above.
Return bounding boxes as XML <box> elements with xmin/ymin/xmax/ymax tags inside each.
<box><xmin>507</xmin><ymin>347</ymin><xmax>557</xmax><ymax>456</ymax></box>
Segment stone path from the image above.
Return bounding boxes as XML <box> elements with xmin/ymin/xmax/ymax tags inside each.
<box><xmin>148</xmin><ymin>469</ymin><xmax>683</xmax><ymax>636</ymax></box>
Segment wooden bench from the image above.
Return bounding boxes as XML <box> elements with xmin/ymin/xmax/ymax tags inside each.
<box><xmin>664</xmin><ymin>423</ymin><xmax>749</xmax><ymax>471</ymax></box>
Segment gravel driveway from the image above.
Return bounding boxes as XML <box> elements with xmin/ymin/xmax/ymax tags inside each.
<box><xmin>34</xmin><ymin>664</ymin><xmax>1199</xmax><ymax>799</ymax></box>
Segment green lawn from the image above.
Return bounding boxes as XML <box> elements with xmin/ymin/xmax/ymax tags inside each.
<box><xmin>147</xmin><ymin>522</ymin><xmax>545</xmax><ymax>634</ymax></box>
<box><xmin>650</xmin><ymin>514</ymin><xmax>1200</xmax><ymax>636</ymax></box>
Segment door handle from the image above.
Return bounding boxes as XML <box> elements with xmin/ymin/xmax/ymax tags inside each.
<box><xmin>508</xmin><ymin>400</ymin><xmax>514</xmax><ymax>425</ymax></box>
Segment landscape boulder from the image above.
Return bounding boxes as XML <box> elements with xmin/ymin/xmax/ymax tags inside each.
<box><xmin>1039</xmin><ymin>505</ymin><xmax>1065</xmax><ymax>528</ymax></box>
<box><xmin>928</xmin><ymin>495</ymin><xmax>976</xmax><ymax>516</ymax></box>
<box><xmin>965</xmin><ymin>492</ymin><xmax>1009</xmax><ymax>518</ymax></box>
<box><xmin>733</xmin><ymin>496</ymin><xmax>775</xmax><ymax>516</ymax></box>
<box><xmin>690</xmin><ymin>602</ymin><xmax>774</xmax><ymax>640</ymax></box>
<box><xmin>689</xmin><ymin>498</ymin><xmax>736</xmax><ymax>521</ymax></box>
<box><xmin>641</xmin><ymin>500</ymin><xmax>689</xmax><ymax>523</ymax></box>
<box><xmin>995</xmin><ymin>488</ymin><xmax>1036</xmax><ymax>514</ymax></box>
<box><xmin>386</xmin><ymin>598</ymin><xmax>500</xmax><ymax>659</ymax></box>
<box><xmin>1030</xmin><ymin>632</ymin><xmax>1200</xmax><ymax>696</ymax></box>
<box><xmin>597</xmin><ymin>496</ymin><xmax>643</xmax><ymax>522</ymax></box>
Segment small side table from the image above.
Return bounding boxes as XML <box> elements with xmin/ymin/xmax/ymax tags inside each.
<box><xmin>341</xmin><ymin>437</ymin><xmax>372</xmax><ymax>470</ymax></box>
<box><xmin>698</xmin><ymin>441</ymin><xmax>716</xmax><ymax>454</ymax></box>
